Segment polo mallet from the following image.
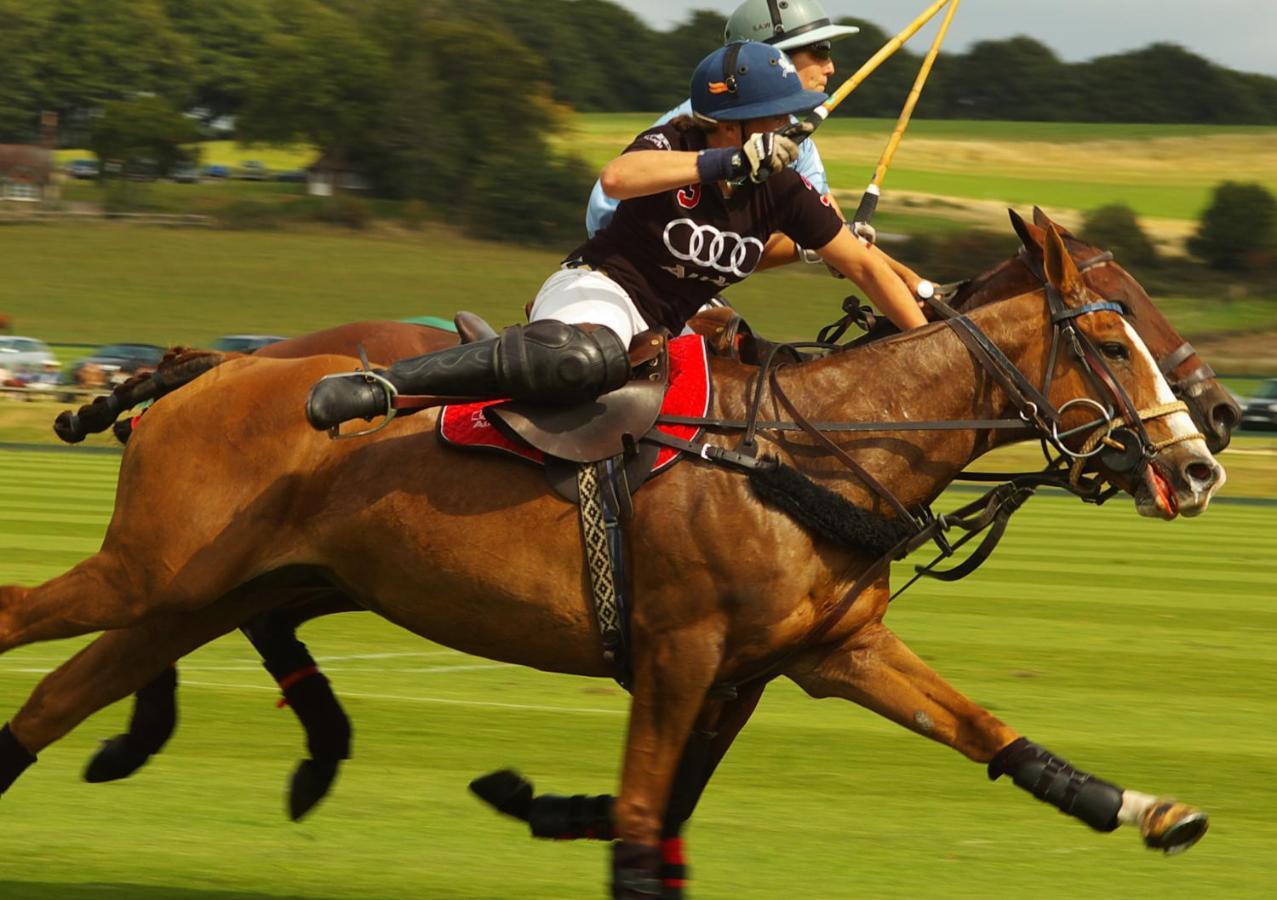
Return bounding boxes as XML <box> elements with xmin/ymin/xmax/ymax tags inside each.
<box><xmin>849</xmin><ymin>0</ymin><xmax>961</xmax><ymax>235</ymax></box>
<box><xmin>785</xmin><ymin>0</ymin><xmax>958</xmax><ymax>138</ymax></box>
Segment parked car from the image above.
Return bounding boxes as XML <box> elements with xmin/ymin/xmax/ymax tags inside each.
<box><xmin>66</xmin><ymin>159</ymin><xmax>99</xmax><ymax>180</ymax></box>
<box><xmin>274</xmin><ymin>169</ymin><xmax>307</xmax><ymax>183</ymax></box>
<box><xmin>69</xmin><ymin>342</ymin><xmax>166</xmax><ymax>387</ymax></box>
<box><xmin>212</xmin><ymin>334</ymin><xmax>287</xmax><ymax>354</ymax></box>
<box><xmin>201</xmin><ymin>164</ymin><xmax>231</xmax><ymax>179</ymax></box>
<box><xmin>238</xmin><ymin>160</ymin><xmax>270</xmax><ymax>181</ymax></box>
<box><xmin>1240</xmin><ymin>378</ymin><xmax>1277</xmax><ymax>431</ymax></box>
<box><xmin>0</xmin><ymin>336</ymin><xmax>59</xmax><ymax>375</ymax></box>
<box><xmin>170</xmin><ymin>164</ymin><xmax>201</xmax><ymax>184</ymax></box>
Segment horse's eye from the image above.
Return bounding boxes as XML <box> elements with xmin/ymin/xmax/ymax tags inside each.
<box><xmin>1100</xmin><ymin>341</ymin><xmax>1129</xmax><ymax>361</ymax></box>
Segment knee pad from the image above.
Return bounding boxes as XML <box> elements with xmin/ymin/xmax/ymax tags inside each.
<box><xmin>496</xmin><ymin>320</ymin><xmax>631</xmax><ymax>405</ymax></box>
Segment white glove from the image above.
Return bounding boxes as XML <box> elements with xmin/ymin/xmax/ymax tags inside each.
<box><xmin>741</xmin><ymin>132</ymin><xmax>800</xmax><ymax>183</ymax></box>
<box><xmin>852</xmin><ymin>221</ymin><xmax>877</xmax><ymax>246</ymax></box>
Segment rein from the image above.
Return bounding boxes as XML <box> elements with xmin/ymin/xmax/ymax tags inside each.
<box><xmin>651</xmin><ymin>259</ymin><xmax>1203</xmax><ymax>692</ymax></box>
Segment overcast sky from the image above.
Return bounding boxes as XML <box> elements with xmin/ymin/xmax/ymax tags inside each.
<box><xmin>612</xmin><ymin>1</ymin><xmax>1277</xmax><ymax>76</ymax></box>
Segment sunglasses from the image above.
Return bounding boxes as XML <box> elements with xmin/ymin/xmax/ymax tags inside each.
<box><xmin>798</xmin><ymin>41</ymin><xmax>833</xmax><ymax>62</ymax></box>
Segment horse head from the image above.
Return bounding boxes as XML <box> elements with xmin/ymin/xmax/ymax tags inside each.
<box><xmin>1010</xmin><ymin>207</ymin><xmax>1240</xmax><ymax>452</ymax></box>
<box><xmin>1035</xmin><ymin>223</ymin><xmax>1224</xmax><ymax>519</ymax></box>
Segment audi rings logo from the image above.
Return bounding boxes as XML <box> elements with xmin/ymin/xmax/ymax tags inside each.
<box><xmin>662</xmin><ymin>218</ymin><xmax>764</xmax><ymax>278</ymax></box>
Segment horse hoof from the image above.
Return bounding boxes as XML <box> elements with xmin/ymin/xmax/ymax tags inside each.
<box><xmin>1141</xmin><ymin>801</ymin><xmax>1209</xmax><ymax>855</ymax></box>
<box><xmin>83</xmin><ymin>734</ymin><xmax>151</xmax><ymax>783</ymax></box>
<box><xmin>469</xmin><ymin>768</ymin><xmax>533</xmax><ymax>822</ymax></box>
<box><xmin>289</xmin><ymin>758</ymin><xmax>341</xmax><ymax>821</ymax></box>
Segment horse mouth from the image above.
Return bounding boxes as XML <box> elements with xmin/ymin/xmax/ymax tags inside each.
<box><xmin>1139</xmin><ymin>462</ymin><xmax>1179</xmax><ymax>520</ymax></box>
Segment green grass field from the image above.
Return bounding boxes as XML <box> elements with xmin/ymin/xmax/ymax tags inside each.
<box><xmin>566</xmin><ymin>116</ymin><xmax>1277</xmax><ymax>222</ymax></box>
<box><xmin>0</xmin><ymin>449</ymin><xmax>1273</xmax><ymax>898</ymax></box>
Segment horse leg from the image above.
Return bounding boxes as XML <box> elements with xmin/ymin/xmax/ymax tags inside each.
<box><xmin>82</xmin><ymin>590</ymin><xmax>358</xmax><ymax>822</ymax></box>
<box><xmin>612</xmin><ymin>633</ymin><xmax>723</xmax><ymax>899</ymax></box>
<box><xmin>468</xmin><ymin>683</ymin><xmax>766</xmax><ymax>899</ymax></box>
<box><xmin>239</xmin><ymin>592</ymin><xmax>359</xmax><ymax>821</ymax></box>
<box><xmin>0</xmin><ymin>586</ymin><xmax>273</xmax><ymax>797</ymax></box>
<box><xmin>786</xmin><ymin>621</ymin><xmax>1208</xmax><ymax>855</ymax></box>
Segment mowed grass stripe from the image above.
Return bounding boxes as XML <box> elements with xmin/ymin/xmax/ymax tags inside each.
<box><xmin>1</xmin><ymin>448</ymin><xmax>1274</xmax><ymax>898</ymax></box>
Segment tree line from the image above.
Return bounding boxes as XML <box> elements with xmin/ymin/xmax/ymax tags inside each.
<box><xmin>3</xmin><ymin>0</ymin><xmax>1276</xmax><ymax>144</ymax></box>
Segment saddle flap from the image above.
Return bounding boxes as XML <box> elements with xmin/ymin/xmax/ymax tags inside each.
<box><xmin>485</xmin><ymin>337</ymin><xmax>669</xmax><ymax>464</ymax></box>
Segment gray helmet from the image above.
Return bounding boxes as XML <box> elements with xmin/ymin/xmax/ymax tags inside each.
<box><xmin>725</xmin><ymin>0</ymin><xmax>859</xmax><ymax>52</ymax></box>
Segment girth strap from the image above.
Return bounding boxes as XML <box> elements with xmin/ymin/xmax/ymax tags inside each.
<box><xmin>576</xmin><ymin>462</ymin><xmax>631</xmax><ymax>689</ymax></box>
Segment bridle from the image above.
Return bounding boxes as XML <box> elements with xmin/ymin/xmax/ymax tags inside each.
<box><xmin>1044</xmin><ymin>249</ymin><xmax>1222</xmax><ymax>403</ymax></box>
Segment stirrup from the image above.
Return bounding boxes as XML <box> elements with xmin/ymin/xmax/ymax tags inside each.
<box><xmin>316</xmin><ymin>369</ymin><xmax>399</xmax><ymax>440</ymax></box>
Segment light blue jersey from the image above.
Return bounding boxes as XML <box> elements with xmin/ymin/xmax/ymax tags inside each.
<box><xmin>585</xmin><ymin>99</ymin><xmax>830</xmax><ymax>238</ymax></box>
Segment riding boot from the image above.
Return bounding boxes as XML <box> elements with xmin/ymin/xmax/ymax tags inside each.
<box><xmin>305</xmin><ymin>320</ymin><xmax>631</xmax><ymax>432</ymax></box>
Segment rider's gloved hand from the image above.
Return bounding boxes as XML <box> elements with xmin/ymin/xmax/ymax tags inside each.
<box><xmin>741</xmin><ymin>131</ymin><xmax>800</xmax><ymax>183</ymax></box>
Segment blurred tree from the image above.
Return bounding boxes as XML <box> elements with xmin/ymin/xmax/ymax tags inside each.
<box><xmin>0</xmin><ymin>1</ymin><xmax>47</xmax><ymax>141</ymax></box>
<box><xmin>35</xmin><ymin>0</ymin><xmax>194</xmax><ymax>132</ymax></box>
<box><xmin>237</xmin><ymin>0</ymin><xmax>389</xmax><ymax>152</ymax></box>
<box><xmin>942</xmin><ymin>37</ymin><xmax>1074</xmax><ymax>120</ymax></box>
<box><xmin>1080</xmin><ymin>204</ymin><xmax>1158</xmax><ymax>267</ymax></box>
<box><xmin>1082</xmin><ymin>44</ymin><xmax>1264</xmax><ymax>124</ymax></box>
<box><xmin>831</xmin><ymin>18</ymin><xmax>925</xmax><ymax>119</ymax></box>
<box><xmin>163</xmin><ymin>0</ymin><xmax>279</xmax><ymax>125</ymax></box>
<box><xmin>89</xmin><ymin>95</ymin><xmax>200</xmax><ymax>177</ymax></box>
<box><xmin>1187</xmin><ymin>182</ymin><xmax>1277</xmax><ymax>270</ymax></box>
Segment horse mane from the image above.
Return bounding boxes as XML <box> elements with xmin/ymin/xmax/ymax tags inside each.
<box><xmin>748</xmin><ymin>460</ymin><xmax>913</xmax><ymax>558</ymax></box>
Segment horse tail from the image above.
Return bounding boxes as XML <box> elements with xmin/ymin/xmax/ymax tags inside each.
<box><xmin>53</xmin><ymin>347</ymin><xmax>239</xmax><ymax>444</ymax></box>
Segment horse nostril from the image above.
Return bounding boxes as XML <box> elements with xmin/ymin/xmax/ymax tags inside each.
<box><xmin>1211</xmin><ymin>402</ymin><xmax>1239</xmax><ymax>436</ymax></box>
<box><xmin>1183</xmin><ymin>460</ymin><xmax>1219</xmax><ymax>490</ymax></box>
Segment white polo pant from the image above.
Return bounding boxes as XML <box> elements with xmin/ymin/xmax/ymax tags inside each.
<box><xmin>528</xmin><ymin>268</ymin><xmax>650</xmax><ymax>347</ymax></box>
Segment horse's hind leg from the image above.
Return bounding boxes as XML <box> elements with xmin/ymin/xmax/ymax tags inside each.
<box><xmin>239</xmin><ymin>593</ymin><xmax>358</xmax><ymax>820</ymax></box>
<box><xmin>786</xmin><ymin>621</ymin><xmax>1208</xmax><ymax>855</ymax></box>
<box><xmin>0</xmin><ymin>585</ymin><xmax>274</xmax><ymax>797</ymax></box>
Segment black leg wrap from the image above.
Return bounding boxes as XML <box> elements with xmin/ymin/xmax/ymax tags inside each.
<box><xmin>612</xmin><ymin>841</ymin><xmax>663</xmax><ymax>899</ymax></box>
<box><xmin>84</xmin><ymin>666</ymin><xmax>179</xmax><ymax>783</ymax></box>
<box><xmin>528</xmin><ymin>793</ymin><xmax>615</xmax><ymax>840</ymax></box>
<box><xmin>988</xmin><ymin>737</ymin><xmax>1123</xmax><ymax>832</ymax></box>
<box><xmin>280</xmin><ymin>671</ymin><xmax>352</xmax><ymax>762</ymax></box>
<box><xmin>0</xmin><ymin>723</ymin><xmax>37</xmax><ymax>796</ymax></box>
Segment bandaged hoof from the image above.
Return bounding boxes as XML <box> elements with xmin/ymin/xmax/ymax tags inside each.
<box><xmin>469</xmin><ymin>768</ymin><xmax>533</xmax><ymax>822</ymax></box>
<box><xmin>1140</xmin><ymin>801</ymin><xmax>1208</xmax><ymax>855</ymax></box>
<box><xmin>289</xmin><ymin>758</ymin><xmax>341</xmax><ymax>821</ymax></box>
<box><xmin>83</xmin><ymin>734</ymin><xmax>152</xmax><ymax>783</ymax></box>
<box><xmin>612</xmin><ymin>841</ymin><xmax>662</xmax><ymax>899</ymax></box>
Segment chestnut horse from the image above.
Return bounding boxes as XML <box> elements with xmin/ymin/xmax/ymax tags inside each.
<box><xmin>56</xmin><ymin>210</ymin><xmax>1242</xmax><ymax>831</ymax></box>
<box><xmin>0</xmin><ymin>226</ymin><xmax>1224</xmax><ymax>897</ymax></box>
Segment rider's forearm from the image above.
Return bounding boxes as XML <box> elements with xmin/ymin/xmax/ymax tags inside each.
<box><xmin>598</xmin><ymin>151</ymin><xmax>702</xmax><ymax>201</ymax></box>
<box><xmin>871</xmin><ymin>246</ymin><xmax>929</xmax><ymax>297</ymax></box>
<box><xmin>757</xmin><ymin>233</ymin><xmax>799</xmax><ymax>271</ymax></box>
<box><xmin>818</xmin><ymin>230</ymin><xmax>927</xmax><ymax>330</ymax></box>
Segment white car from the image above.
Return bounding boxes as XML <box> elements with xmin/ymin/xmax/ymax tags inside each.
<box><xmin>0</xmin><ymin>336</ymin><xmax>58</xmax><ymax>375</ymax></box>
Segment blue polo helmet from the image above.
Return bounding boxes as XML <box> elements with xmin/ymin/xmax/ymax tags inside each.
<box><xmin>690</xmin><ymin>41</ymin><xmax>828</xmax><ymax>122</ymax></box>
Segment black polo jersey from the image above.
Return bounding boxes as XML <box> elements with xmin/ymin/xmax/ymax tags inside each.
<box><xmin>571</xmin><ymin>124</ymin><xmax>844</xmax><ymax>335</ymax></box>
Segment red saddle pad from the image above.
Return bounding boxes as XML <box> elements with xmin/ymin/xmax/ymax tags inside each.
<box><xmin>438</xmin><ymin>334</ymin><xmax>711</xmax><ymax>473</ymax></box>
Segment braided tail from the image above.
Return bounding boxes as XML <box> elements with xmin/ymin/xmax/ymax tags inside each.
<box><xmin>53</xmin><ymin>348</ymin><xmax>233</xmax><ymax>444</ymax></box>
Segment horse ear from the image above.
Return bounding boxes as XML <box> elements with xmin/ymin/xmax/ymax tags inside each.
<box><xmin>1042</xmin><ymin>223</ymin><xmax>1084</xmax><ymax>300</ymax></box>
<box><xmin>1034</xmin><ymin>205</ymin><xmax>1079</xmax><ymax>239</ymax></box>
<box><xmin>1009</xmin><ymin>208</ymin><xmax>1045</xmax><ymax>253</ymax></box>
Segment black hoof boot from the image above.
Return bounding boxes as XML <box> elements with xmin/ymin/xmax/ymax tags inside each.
<box><xmin>469</xmin><ymin>768</ymin><xmax>534</xmax><ymax>822</ymax></box>
<box><xmin>289</xmin><ymin>758</ymin><xmax>342</xmax><ymax>821</ymax></box>
<box><xmin>612</xmin><ymin>841</ymin><xmax>663</xmax><ymax>899</ymax></box>
<box><xmin>0</xmin><ymin>723</ymin><xmax>37</xmax><ymax>796</ymax></box>
<box><xmin>84</xmin><ymin>666</ymin><xmax>177</xmax><ymax>783</ymax></box>
<box><xmin>84</xmin><ymin>734</ymin><xmax>154</xmax><ymax>783</ymax></box>
<box><xmin>305</xmin><ymin>373</ymin><xmax>390</xmax><ymax>431</ymax></box>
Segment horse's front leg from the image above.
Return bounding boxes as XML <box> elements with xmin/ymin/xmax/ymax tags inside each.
<box><xmin>613</xmin><ymin>630</ymin><xmax>723</xmax><ymax>899</ymax></box>
<box><xmin>786</xmin><ymin>621</ymin><xmax>1208</xmax><ymax>855</ymax></box>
